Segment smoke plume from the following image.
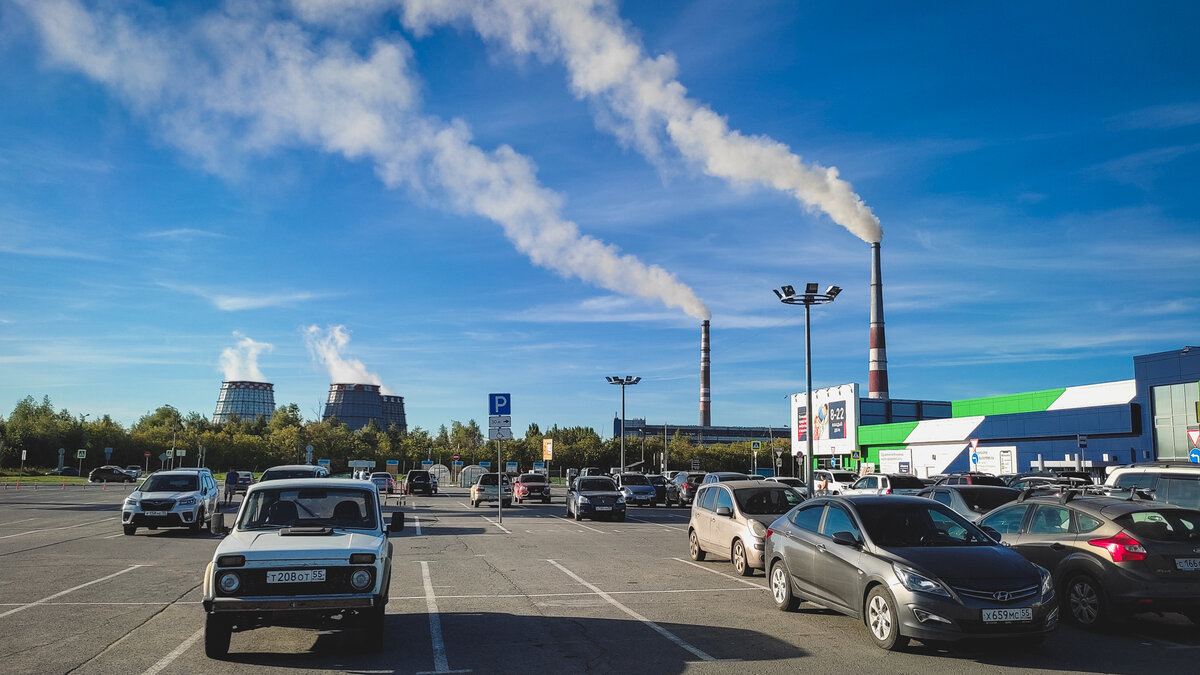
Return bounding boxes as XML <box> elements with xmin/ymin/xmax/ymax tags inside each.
<box><xmin>391</xmin><ymin>0</ymin><xmax>884</xmax><ymax>243</ymax></box>
<box><xmin>302</xmin><ymin>325</ymin><xmax>388</xmax><ymax>391</ymax></box>
<box><xmin>219</xmin><ymin>332</ymin><xmax>273</xmax><ymax>382</ymax></box>
<box><xmin>16</xmin><ymin>0</ymin><xmax>710</xmax><ymax>319</ymax></box>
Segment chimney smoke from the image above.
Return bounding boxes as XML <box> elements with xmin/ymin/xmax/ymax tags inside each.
<box><xmin>869</xmin><ymin>242</ymin><xmax>889</xmax><ymax>399</ymax></box>
<box><xmin>700</xmin><ymin>320</ymin><xmax>711</xmax><ymax>426</ymax></box>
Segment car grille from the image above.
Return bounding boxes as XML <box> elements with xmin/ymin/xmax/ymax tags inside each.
<box><xmin>950</xmin><ymin>584</ymin><xmax>1040</xmax><ymax>604</ymax></box>
<box><xmin>140</xmin><ymin>499</ymin><xmax>176</xmax><ymax>510</ymax></box>
<box><xmin>227</xmin><ymin>566</ymin><xmax>373</xmax><ymax>597</ymax></box>
<box><xmin>957</xmin><ymin>618</ymin><xmax>1044</xmax><ymax>634</ymax></box>
<box><xmin>589</xmin><ymin>496</ymin><xmax>617</xmax><ymax>506</ymax></box>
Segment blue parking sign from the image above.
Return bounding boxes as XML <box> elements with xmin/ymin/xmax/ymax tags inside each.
<box><xmin>489</xmin><ymin>393</ymin><xmax>511</xmax><ymax>415</ymax></box>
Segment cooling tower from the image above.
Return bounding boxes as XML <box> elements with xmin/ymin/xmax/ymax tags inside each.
<box><xmin>868</xmin><ymin>242</ymin><xmax>890</xmax><ymax>399</ymax></box>
<box><xmin>323</xmin><ymin>384</ymin><xmax>407</xmax><ymax>432</ymax></box>
<box><xmin>212</xmin><ymin>381</ymin><xmax>275</xmax><ymax>424</ymax></box>
<box><xmin>700</xmin><ymin>320</ymin><xmax>711</xmax><ymax>426</ymax></box>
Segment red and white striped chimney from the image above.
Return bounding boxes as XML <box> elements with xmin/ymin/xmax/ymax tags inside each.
<box><xmin>868</xmin><ymin>242</ymin><xmax>889</xmax><ymax>399</ymax></box>
<box><xmin>700</xmin><ymin>320</ymin><xmax>711</xmax><ymax>426</ymax></box>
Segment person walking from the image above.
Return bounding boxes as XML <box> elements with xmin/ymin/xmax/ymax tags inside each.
<box><xmin>224</xmin><ymin>470</ymin><xmax>238</xmax><ymax>506</ymax></box>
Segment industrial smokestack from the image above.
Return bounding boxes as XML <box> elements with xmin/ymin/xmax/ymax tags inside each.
<box><xmin>700</xmin><ymin>320</ymin><xmax>711</xmax><ymax>426</ymax></box>
<box><xmin>869</xmin><ymin>242</ymin><xmax>890</xmax><ymax>399</ymax></box>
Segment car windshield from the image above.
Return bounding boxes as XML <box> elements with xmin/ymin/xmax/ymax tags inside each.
<box><xmin>686</xmin><ymin>473</ymin><xmax>706</xmax><ymax>483</ymax></box>
<box><xmin>621</xmin><ymin>474</ymin><xmax>650</xmax><ymax>485</ymax></box>
<box><xmin>260</xmin><ymin>469</ymin><xmax>318</xmax><ymax>481</ymax></box>
<box><xmin>578</xmin><ymin>478</ymin><xmax>617</xmax><ymax>491</ymax></box>
<box><xmin>141</xmin><ymin>474</ymin><xmax>198</xmax><ymax>492</ymax></box>
<box><xmin>239</xmin><ymin>487</ymin><xmax>377</xmax><ymax>530</ymax></box>
<box><xmin>518</xmin><ymin>474</ymin><xmax>546</xmax><ymax>484</ymax></box>
<box><xmin>958</xmin><ymin>487</ymin><xmax>1019</xmax><ymax>512</ymax></box>
<box><xmin>734</xmin><ymin>487</ymin><xmax>804</xmax><ymax>515</ymax></box>
<box><xmin>717</xmin><ymin>473</ymin><xmax>748</xmax><ymax>481</ymax></box>
<box><xmin>1116</xmin><ymin>509</ymin><xmax>1200</xmax><ymax>542</ymax></box>
<box><xmin>857</xmin><ymin>502</ymin><xmax>994</xmax><ymax>547</ymax></box>
<box><xmin>831</xmin><ymin>472</ymin><xmax>857</xmax><ymax>482</ymax></box>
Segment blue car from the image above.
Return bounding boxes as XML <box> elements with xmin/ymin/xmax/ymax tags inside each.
<box><xmin>616</xmin><ymin>472</ymin><xmax>659</xmax><ymax>506</ymax></box>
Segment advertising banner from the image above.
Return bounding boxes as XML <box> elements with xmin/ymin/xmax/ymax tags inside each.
<box><xmin>790</xmin><ymin>383</ymin><xmax>859</xmax><ymax>458</ymax></box>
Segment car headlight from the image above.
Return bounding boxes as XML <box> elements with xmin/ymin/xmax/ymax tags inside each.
<box><xmin>177</xmin><ymin>497</ymin><xmax>197</xmax><ymax>506</ymax></box>
<box><xmin>893</xmin><ymin>563</ymin><xmax>950</xmax><ymax>597</ymax></box>
<box><xmin>616</xmin><ymin>497</ymin><xmax>626</xmax><ymax>504</ymax></box>
<box><xmin>217</xmin><ymin>571</ymin><xmax>241</xmax><ymax>594</ymax></box>
<box><xmin>123</xmin><ymin>498</ymin><xmax>136</xmax><ymax>508</ymax></box>
<box><xmin>1037</xmin><ymin>565</ymin><xmax>1054</xmax><ymax>596</ymax></box>
<box><xmin>350</xmin><ymin>568</ymin><xmax>374</xmax><ymax>590</ymax></box>
<box><xmin>577</xmin><ymin>496</ymin><xmax>591</xmax><ymax>504</ymax></box>
<box><xmin>748</xmin><ymin>520</ymin><xmax>767</xmax><ymax>538</ymax></box>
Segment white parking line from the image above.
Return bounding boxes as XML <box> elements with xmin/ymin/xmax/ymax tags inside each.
<box><xmin>417</xmin><ymin>561</ymin><xmax>471</xmax><ymax>674</ymax></box>
<box><xmin>546</xmin><ymin>514</ymin><xmax>606</xmax><ymax>534</ymax></box>
<box><xmin>625</xmin><ymin>516</ymin><xmax>685</xmax><ymax>531</ymax></box>
<box><xmin>0</xmin><ymin>565</ymin><xmax>144</xmax><ymax>618</ymax></box>
<box><xmin>546</xmin><ymin>559</ymin><xmax>717</xmax><ymax>662</ymax></box>
<box><xmin>391</xmin><ymin>586</ymin><xmax>762</xmax><ymax>601</ymax></box>
<box><xmin>0</xmin><ymin>517</ymin><xmax>116</xmax><ymax>539</ymax></box>
<box><xmin>0</xmin><ymin>517</ymin><xmax>39</xmax><ymax>526</ymax></box>
<box><xmin>671</xmin><ymin>557</ymin><xmax>768</xmax><ymax>589</ymax></box>
<box><xmin>481</xmin><ymin>517</ymin><xmax>511</xmax><ymax>534</ymax></box>
<box><xmin>414</xmin><ymin>515</ymin><xmax>423</xmax><ymax>536</ymax></box>
<box><xmin>141</xmin><ymin>627</ymin><xmax>202</xmax><ymax>675</ymax></box>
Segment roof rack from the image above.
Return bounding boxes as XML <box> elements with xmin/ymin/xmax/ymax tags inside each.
<box><xmin>1018</xmin><ymin>484</ymin><xmax>1153</xmax><ymax>504</ymax></box>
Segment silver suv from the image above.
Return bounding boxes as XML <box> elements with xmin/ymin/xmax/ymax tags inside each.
<box><xmin>688</xmin><ymin>480</ymin><xmax>804</xmax><ymax>576</ymax></box>
<box><xmin>1105</xmin><ymin>463</ymin><xmax>1200</xmax><ymax>510</ymax></box>
<box><xmin>122</xmin><ymin>469</ymin><xmax>220</xmax><ymax>535</ymax></box>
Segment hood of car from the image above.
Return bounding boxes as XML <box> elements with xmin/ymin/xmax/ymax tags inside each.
<box><xmin>134</xmin><ymin>490</ymin><xmax>198</xmax><ymax>501</ymax></box>
<box><xmin>622</xmin><ymin>485</ymin><xmax>655</xmax><ymax>493</ymax></box>
<box><xmin>216</xmin><ymin>529</ymin><xmax>384</xmax><ymax>560</ymax></box>
<box><xmin>878</xmin><ymin>545</ymin><xmax>1036</xmax><ymax>585</ymax></box>
<box><xmin>577</xmin><ymin>489</ymin><xmax>623</xmax><ymax>498</ymax></box>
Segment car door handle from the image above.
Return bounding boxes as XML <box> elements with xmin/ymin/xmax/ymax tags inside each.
<box><xmin>816</xmin><ymin>543</ymin><xmax>828</xmax><ymax>553</ymax></box>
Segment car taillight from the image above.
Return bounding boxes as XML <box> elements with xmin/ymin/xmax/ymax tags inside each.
<box><xmin>765</xmin><ymin>528</ymin><xmax>774</xmax><ymax>540</ymax></box>
<box><xmin>1088</xmin><ymin>532</ymin><xmax>1147</xmax><ymax>562</ymax></box>
<box><xmin>883</xmin><ymin>488</ymin><xmax>892</xmax><ymax>495</ymax></box>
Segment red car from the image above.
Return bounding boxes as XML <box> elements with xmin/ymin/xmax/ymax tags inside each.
<box><xmin>513</xmin><ymin>473</ymin><xmax>551</xmax><ymax>504</ymax></box>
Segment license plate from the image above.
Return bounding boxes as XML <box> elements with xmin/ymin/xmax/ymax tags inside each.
<box><xmin>982</xmin><ymin>607</ymin><xmax>1032</xmax><ymax>623</ymax></box>
<box><xmin>595</xmin><ymin>506</ymin><xmax>612</xmax><ymax>511</ymax></box>
<box><xmin>144</xmin><ymin>511</ymin><xmax>168</xmax><ymax>517</ymax></box>
<box><xmin>1176</xmin><ymin>558</ymin><xmax>1200</xmax><ymax>571</ymax></box>
<box><xmin>267</xmin><ymin>569</ymin><xmax>326</xmax><ymax>584</ymax></box>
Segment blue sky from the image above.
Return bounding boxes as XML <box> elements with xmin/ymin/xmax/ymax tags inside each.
<box><xmin>1</xmin><ymin>0</ymin><xmax>1197</xmax><ymax>435</ymax></box>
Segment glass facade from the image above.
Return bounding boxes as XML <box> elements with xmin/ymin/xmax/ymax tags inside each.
<box><xmin>1151</xmin><ymin>382</ymin><xmax>1200</xmax><ymax>460</ymax></box>
<box><xmin>213</xmin><ymin>381</ymin><xmax>275</xmax><ymax>424</ymax></box>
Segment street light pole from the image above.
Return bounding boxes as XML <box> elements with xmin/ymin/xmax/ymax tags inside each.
<box><xmin>774</xmin><ymin>283</ymin><xmax>841</xmax><ymax>499</ymax></box>
<box><xmin>606</xmin><ymin>376</ymin><xmax>641</xmax><ymax>474</ymax></box>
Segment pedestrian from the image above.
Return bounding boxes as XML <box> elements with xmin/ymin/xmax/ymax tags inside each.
<box><xmin>224</xmin><ymin>469</ymin><xmax>237</xmax><ymax>506</ymax></box>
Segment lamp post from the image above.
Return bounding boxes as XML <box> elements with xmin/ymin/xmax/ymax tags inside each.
<box><xmin>774</xmin><ymin>283</ymin><xmax>841</xmax><ymax>498</ymax></box>
<box><xmin>606</xmin><ymin>376</ymin><xmax>641</xmax><ymax>474</ymax></box>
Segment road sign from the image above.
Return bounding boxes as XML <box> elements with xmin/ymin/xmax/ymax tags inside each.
<box><xmin>176</xmin><ymin>449</ymin><xmax>186</xmax><ymax>457</ymax></box>
<box><xmin>488</xmin><ymin>415</ymin><xmax>511</xmax><ymax>427</ymax></box>
<box><xmin>452</xmin><ymin>453</ymin><xmax>461</xmax><ymax>461</ymax></box>
<box><xmin>422</xmin><ymin>461</ymin><xmax>434</xmax><ymax>467</ymax></box>
<box><xmin>105</xmin><ymin>447</ymin><xmax>113</xmax><ymax>460</ymax></box>
<box><xmin>158</xmin><ymin>453</ymin><xmax>167</xmax><ymax>461</ymax></box>
<box><xmin>1188</xmin><ymin>429</ymin><xmax>1200</xmax><ymax>448</ymax></box>
<box><xmin>144</xmin><ymin>451</ymin><xmax>151</xmax><ymax>458</ymax></box>
<box><xmin>488</xmin><ymin>393</ymin><xmax>511</xmax><ymax>416</ymax></box>
<box><xmin>970</xmin><ymin>438</ymin><xmax>980</xmax><ymax>450</ymax></box>
<box><xmin>76</xmin><ymin>449</ymin><xmax>86</xmax><ymax>459</ymax></box>
<box><xmin>751</xmin><ymin>441</ymin><xmax>761</xmax><ymax>451</ymax></box>
<box><xmin>542</xmin><ymin>439</ymin><xmax>553</xmax><ymax>460</ymax></box>
<box><xmin>480</xmin><ymin>461</ymin><xmax>492</xmax><ymax>468</ymax></box>
<box><xmin>318</xmin><ymin>459</ymin><xmax>331</xmax><ymax>468</ymax></box>
<box><xmin>1191</xmin><ymin>448</ymin><xmax>1200</xmax><ymax>464</ymax></box>
<box><xmin>851</xmin><ymin>450</ymin><xmax>861</xmax><ymax>460</ymax></box>
<box><xmin>452</xmin><ymin>460</ymin><xmax>463</xmax><ymax>466</ymax></box>
<box><xmin>506</xmin><ymin>462</ymin><xmax>518</xmax><ymax>473</ymax></box>
<box><xmin>691</xmin><ymin>458</ymin><xmax>701</xmax><ymax>471</ymax></box>
<box><xmin>21</xmin><ymin>449</ymin><xmax>26</xmax><ymax>461</ymax></box>
<box><xmin>899</xmin><ymin>461</ymin><xmax>911</xmax><ymax>474</ymax></box>
<box><xmin>488</xmin><ymin>426</ymin><xmax>513</xmax><ymax>440</ymax></box>
<box><xmin>386</xmin><ymin>459</ymin><xmax>399</xmax><ymax>466</ymax></box>
<box><xmin>348</xmin><ymin>460</ymin><xmax>376</xmax><ymax>468</ymax></box>
<box><xmin>971</xmin><ymin>453</ymin><xmax>980</xmax><ymax>465</ymax></box>
<box><xmin>1077</xmin><ymin>435</ymin><xmax>1088</xmax><ymax>448</ymax></box>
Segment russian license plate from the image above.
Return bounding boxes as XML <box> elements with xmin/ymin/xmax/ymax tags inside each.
<box><xmin>143</xmin><ymin>511</ymin><xmax>167</xmax><ymax>517</ymax></box>
<box><xmin>1175</xmin><ymin>558</ymin><xmax>1200</xmax><ymax>571</ymax></box>
<box><xmin>267</xmin><ymin>569</ymin><xmax>326</xmax><ymax>584</ymax></box>
<box><xmin>595</xmin><ymin>506</ymin><xmax>612</xmax><ymax>511</ymax></box>
<box><xmin>982</xmin><ymin>607</ymin><xmax>1033</xmax><ymax>623</ymax></box>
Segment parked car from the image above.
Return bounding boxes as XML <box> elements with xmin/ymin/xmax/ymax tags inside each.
<box><xmin>1105</xmin><ymin>462</ymin><xmax>1200</xmax><ymax>510</ymax></box>
<box><xmin>666</xmin><ymin>472</ymin><xmax>706</xmax><ymax>506</ymax></box>
<box><xmin>688</xmin><ymin>480</ymin><xmax>804</xmax><ymax>576</ymax></box>
<box><xmin>121</xmin><ymin>469</ymin><xmax>221</xmax><ymax>535</ymax></box>
<box><xmin>368</xmin><ymin>472</ymin><xmax>396</xmax><ymax>496</ymax></box>
<box><xmin>615</xmin><ymin>472</ymin><xmax>658</xmax><ymax>506</ymax></box>
<box><xmin>470</xmin><ymin>472</ymin><xmax>513</xmax><ymax>508</ymax></box>
<box><xmin>401</xmin><ymin>469</ymin><xmax>434</xmax><ymax>496</ymax></box>
<box><xmin>47</xmin><ymin>466</ymin><xmax>79</xmax><ymax>476</ymax></box>
<box><xmin>978</xmin><ymin>488</ymin><xmax>1200</xmax><ymax>628</ymax></box>
<box><xmin>765</xmin><ymin>476</ymin><xmax>810</xmax><ymax>497</ymax></box>
<box><xmin>259</xmin><ymin>464</ymin><xmax>330</xmax><ymax>482</ymax></box>
<box><xmin>647</xmin><ymin>474</ymin><xmax>667</xmax><ymax>504</ymax></box>
<box><xmin>1009</xmin><ymin>476</ymin><xmax>1091</xmax><ymax>492</ymax></box>
<box><xmin>513</xmin><ymin>473</ymin><xmax>551</xmax><ymax>504</ymax></box>
<box><xmin>843</xmin><ymin>473</ymin><xmax>927</xmax><ymax>496</ymax></box>
<box><xmin>566</xmin><ymin>475</ymin><xmax>626</xmax><ymax>521</ymax></box>
<box><xmin>89</xmin><ymin>465</ymin><xmax>135</xmax><ymax>483</ymax></box>
<box><xmin>916</xmin><ymin>485</ymin><xmax>1020</xmax><ymax>522</ymax></box>
<box><xmin>202</xmin><ymin>477</ymin><xmax>405</xmax><ymax>656</ymax></box>
<box><xmin>233</xmin><ymin>470</ymin><xmax>255</xmax><ymax>494</ymax></box>
<box><xmin>935</xmin><ymin>472</ymin><xmax>1007</xmax><ymax>487</ymax></box>
<box><xmin>702</xmin><ymin>472</ymin><xmax>750</xmax><ymax>484</ymax></box>
<box><xmin>765</xmin><ymin>495</ymin><xmax>1057</xmax><ymax>650</ymax></box>
<box><xmin>812</xmin><ymin>469</ymin><xmax>859</xmax><ymax>495</ymax></box>
<box><xmin>124</xmin><ymin>465</ymin><xmax>143</xmax><ymax>479</ymax></box>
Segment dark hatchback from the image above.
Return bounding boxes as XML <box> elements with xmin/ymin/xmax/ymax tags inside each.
<box><xmin>765</xmin><ymin>495</ymin><xmax>1057</xmax><ymax>650</ymax></box>
<box><xmin>666</xmin><ymin>472</ymin><xmax>707</xmax><ymax>506</ymax></box>
<box><xmin>978</xmin><ymin>489</ymin><xmax>1200</xmax><ymax>628</ymax></box>
<box><xmin>89</xmin><ymin>465</ymin><xmax>135</xmax><ymax>483</ymax></box>
<box><xmin>403</xmin><ymin>469</ymin><xmax>436</xmax><ymax>496</ymax></box>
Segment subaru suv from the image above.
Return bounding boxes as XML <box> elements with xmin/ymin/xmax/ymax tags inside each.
<box><xmin>979</xmin><ymin>487</ymin><xmax>1200</xmax><ymax>628</ymax></box>
<box><xmin>122</xmin><ymin>469</ymin><xmax>220</xmax><ymax>535</ymax></box>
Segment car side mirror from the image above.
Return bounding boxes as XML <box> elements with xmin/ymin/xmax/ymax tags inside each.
<box><xmin>715</xmin><ymin>506</ymin><xmax>733</xmax><ymax>517</ymax></box>
<box><xmin>831</xmin><ymin>531</ymin><xmax>860</xmax><ymax>547</ymax></box>
<box><xmin>388</xmin><ymin>512</ymin><xmax>405</xmax><ymax>533</ymax></box>
<box><xmin>210</xmin><ymin>513</ymin><xmax>227</xmax><ymax>536</ymax></box>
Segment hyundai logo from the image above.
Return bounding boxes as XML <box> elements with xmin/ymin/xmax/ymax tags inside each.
<box><xmin>993</xmin><ymin>591</ymin><xmax>1012</xmax><ymax>602</ymax></box>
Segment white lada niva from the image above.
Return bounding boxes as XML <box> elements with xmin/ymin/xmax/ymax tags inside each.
<box><xmin>202</xmin><ymin>478</ymin><xmax>404</xmax><ymax>657</ymax></box>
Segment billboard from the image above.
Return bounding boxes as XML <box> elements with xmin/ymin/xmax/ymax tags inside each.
<box><xmin>790</xmin><ymin>383</ymin><xmax>859</xmax><ymax>458</ymax></box>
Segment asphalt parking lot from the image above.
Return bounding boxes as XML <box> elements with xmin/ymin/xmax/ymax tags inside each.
<box><xmin>1</xmin><ymin>483</ymin><xmax>1198</xmax><ymax>674</ymax></box>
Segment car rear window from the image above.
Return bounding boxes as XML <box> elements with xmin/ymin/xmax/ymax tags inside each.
<box><xmin>686</xmin><ymin>473</ymin><xmax>706</xmax><ymax>484</ymax></box>
<box><xmin>967</xmin><ymin>475</ymin><xmax>1007</xmax><ymax>487</ymax></box>
<box><xmin>1116</xmin><ymin>509</ymin><xmax>1200</xmax><ymax>542</ymax></box>
<box><xmin>958</xmin><ymin>487</ymin><xmax>1020</xmax><ymax>512</ymax></box>
<box><xmin>831</xmin><ymin>472</ymin><xmax>857</xmax><ymax>483</ymax></box>
<box><xmin>518</xmin><ymin>474</ymin><xmax>546</xmax><ymax>483</ymax></box>
<box><xmin>734</xmin><ymin>487</ymin><xmax>804</xmax><ymax>515</ymax></box>
<box><xmin>890</xmin><ymin>475</ymin><xmax>926</xmax><ymax>489</ymax></box>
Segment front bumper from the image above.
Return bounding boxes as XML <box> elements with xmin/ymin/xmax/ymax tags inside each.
<box><xmin>895</xmin><ymin>585</ymin><xmax>1058</xmax><ymax>641</ymax></box>
<box><xmin>205</xmin><ymin>594</ymin><xmax>380</xmax><ymax>613</ymax></box>
<box><xmin>122</xmin><ymin>510</ymin><xmax>198</xmax><ymax>527</ymax></box>
<box><xmin>578</xmin><ymin>502</ymin><xmax>626</xmax><ymax>517</ymax></box>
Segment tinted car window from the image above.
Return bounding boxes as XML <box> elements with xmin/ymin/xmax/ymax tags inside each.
<box><xmin>1028</xmin><ymin>505</ymin><xmax>1073</xmax><ymax>535</ymax></box>
<box><xmin>714</xmin><ymin>488</ymin><xmax>733</xmax><ymax>512</ymax></box>
<box><xmin>1160</xmin><ymin>477</ymin><xmax>1200</xmax><ymax>510</ymax></box>
<box><xmin>142</xmin><ymin>474</ymin><xmax>198</xmax><ymax>492</ymax></box>
<box><xmin>1114</xmin><ymin>472</ymin><xmax>1157</xmax><ymax>491</ymax></box>
<box><xmin>831</xmin><ymin>472</ymin><xmax>857</xmax><ymax>483</ymax></box>
<box><xmin>930</xmin><ymin>490</ymin><xmax>952</xmax><ymax>506</ymax></box>
<box><xmin>957</xmin><ymin>487</ymin><xmax>1020</xmax><ymax>513</ymax></box>
<box><xmin>890</xmin><ymin>475</ymin><xmax>926</xmax><ymax>489</ymax></box>
<box><xmin>1077</xmin><ymin>512</ymin><xmax>1103</xmax><ymax>533</ymax></box>
<box><xmin>734</xmin><ymin>487</ymin><xmax>804</xmax><ymax>515</ymax></box>
<box><xmin>854</xmin><ymin>477</ymin><xmax>876</xmax><ymax>490</ymax></box>
<box><xmin>821</xmin><ymin>506</ymin><xmax>860</xmax><ymax>539</ymax></box>
<box><xmin>979</xmin><ymin>504</ymin><xmax>1031</xmax><ymax>534</ymax></box>
<box><xmin>1117</xmin><ymin>509</ymin><xmax>1200</xmax><ymax>542</ymax></box>
<box><xmin>700</xmin><ymin>486</ymin><xmax>720</xmax><ymax>511</ymax></box>
<box><xmin>790</xmin><ymin>503</ymin><xmax>824</xmax><ymax>532</ymax></box>
<box><xmin>858</xmin><ymin>503</ymin><xmax>990</xmax><ymax>546</ymax></box>
<box><xmin>518</xmin><ymin>473</ymin><xmax>546</xmax><ymax>484</ymax></box>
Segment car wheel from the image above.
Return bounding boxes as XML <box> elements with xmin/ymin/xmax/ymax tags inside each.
<box><xmin>615</xmin><ymin>513</ymin><xmax>626</xmax><ymax>522</ymax></box>
<box><xmin>123</xmin><ymin>525</ymin><xmax>137</xmax><ymax>536</ymax></box>
<box><xmin>866</xmin><ymin>586</ymin><xmax>909</xmax><ymax>651</ymax></box>
<box><xmin>190</xmin><ymin>507</ymin><xmax>205</xmax><ymax>533</ymax></box>
<box><xmin>361</xmin><ymin>606</ymin><xmax>385</xmax><ymax>651</ymax></box>
<box><xmin>732</xmin><ymin>539</ymin><xmax>753</xmax><ymax>577</ymax></box>
<box><xmin>770</xmin><ymin>561</ymin><xmax>801</xmax><ymax>611</ymax></box>
<box><xmin>1065</xmin><ymin>574</ymin><xmax>1109</xmax><ymax>628</ymax></box>
<box><xmin>204</xmin><ymin>613</ymin><xmax>231</xmax><ymax>658</ymax></box>
<box><xmin>689</xmin><ymin>530</ymin><xmax>706</xmax><ymax>561</ymax></box>
<box><xmin>573</xmin><ymin>504</ymin><xmax>582</xmax><ymax>521</ymax></box>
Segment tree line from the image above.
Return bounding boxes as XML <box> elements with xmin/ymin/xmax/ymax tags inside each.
<box><xmin>0</xmin><ymin>395</ymin><xmax>792</xmax><ymax>475</ymax></box>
